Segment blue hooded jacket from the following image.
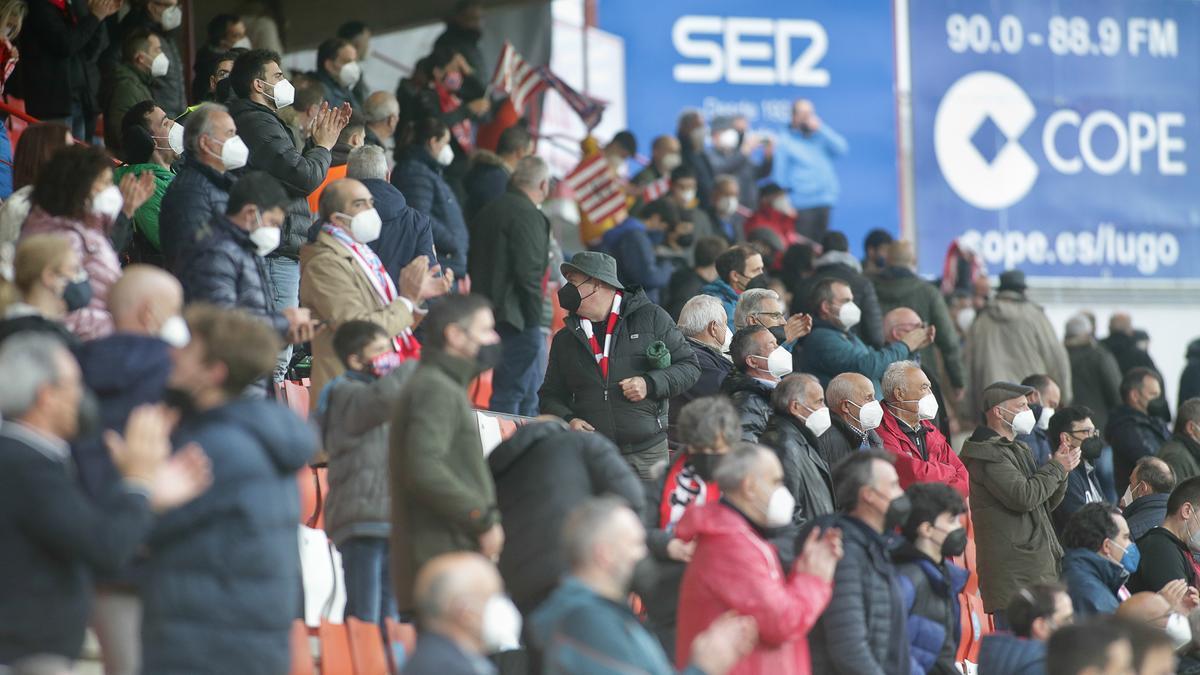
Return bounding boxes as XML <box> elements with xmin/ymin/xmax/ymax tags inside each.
<box><xmin>978</xmin><ymin>634</ymin><xmax>1046</xmax><ymax>675</ymax></box>
<box><xmin>601</xmin><ymin>217</ymin><xmax>674</xmax><ymax>304</ymax></box>
<box><xmin>361</xmin><ymin>177</ymin><xmax>436</xmax><ymax>283</ymax></box>
<box><xmin>698</xmin><ymin>278</ymin><xmax>739</xmax><ymax>332</ymax></box>
<box><xmin>1061</xmin><ymin>547</ymin><xmax>1127</xmax><ymax>617</ymax></box>
<box><xmin>894</xmin><ymin>546</ymin><xmax>969</xmax><ymax>675</ymax></box>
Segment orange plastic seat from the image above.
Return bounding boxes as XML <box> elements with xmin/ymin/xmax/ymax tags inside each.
<box><xmin>384</xmin><ymin>618</ymin><xmax>417</xmax><ymax>671</ymax></box>
<box><xmin>289</xmin><ymin>620</ymin><xmax>315</xmax><ymax>675</ymax></box>
<box><xmin>318</xmin><ymin>621</ymin><xmax>354</xmax><ymax>675</ymax></box>
<box><xmin>346</xmin><ymin>618</ymin><xmax>389</xmax><ymax>675</ymax></box>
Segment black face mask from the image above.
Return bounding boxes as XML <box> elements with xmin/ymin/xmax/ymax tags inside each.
<box><xmin>687</xmin><ymin>453</ymin><xmax>718</xmax><ymax>482</ymax></box>
<box><xmin>940</xmin><ymin>527</ymin><xmax>968</xmax><ymax>558</ymax></box>
<box><xmin>1080</xmin><ymin>437</ymin><xmax>1105</xmax><ymax>462</ymax></box>
<box><xmin>883</xmin><ymin>492</ymin><xmax>912</xmax><ymax>532</ymax></box>
<box><xmin>767</xmin><ymin>325</ymin><xmax>788</xmax><ymax>347</ymax></box>
<box><xmin>475</xmin><ymin>342</ymin><xmax>503</xmax><ymax>373</ymax></box>
<box><xmin>556</xmin><ymin>280</ymin><xmax>596</xmax><ymax>315</ymax></box>
<box><xmin>1148</xmin><ymin>397</ymin><xmax>1171</xmax><ymax>421</ymax></box>
<box><xmin>675</xmin><ymin>233</ymin><xmax>696</xmax><ymax>248</ymax></box>
<box><xmin>164</xmin><ymin>387</ymin><xmax>198</xmax><ymax>417</ymax></box>
<box><xmin>745</xmin><ymin>274</ymin><xmax>770</xmax><ymax>291</ymax></box>
<box><xmin>63</xmin><ymin>278</ymin><xmax>93</xmax><ymax>312</ymax></box>
<box><xmin>74</xmin><ymin>389</ymin><xmax>100</xmax><ymax>441</ymax></box>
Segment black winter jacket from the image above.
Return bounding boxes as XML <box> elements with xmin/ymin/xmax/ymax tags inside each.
<box><xmin>1181</xmin><ymin>338</ymin><xmax>1200</xmax><ymax>407</ymax></box>
<box><xmin>392</xmin><ymin>144</ymin><xmax>469</xmax><ymax>278</ymax></box>
<box><xmin>721</xmin><ymin>370</ymin><xmax>773</xmax><ymax>442</ymax></box>
<box><xmin>13</xmin><ymin>0</ymin><xmax>107</xmax><ymax>119</ymax></box>
<box><xmin>1123</xmin><ymin>493</ymin><xmax>1169</xmax><ymax>542</ymax></box>
<box><xmin>468</xmin><ymin>186</ymin><xmax>550</xmax><ymax>331</ymax></box>
<box><xmin>362</xmin><ymin>177</ymin><xmax>436</xmax><ymax>282</ymax></box>
<box><xmin>1067</xmin><ymin>340</ymin><xmax>1123</xmax><ymax>432</ymax></box>
<box><xmin>142</xmin><ymin>400</ymin><xmax>315</xmax><ymax>675</ymax></box>
<box><xmin>540</xmin><ymin>288</ymin><xmax>700</xmax><ymax>457</ymax></box>
<box><xmin>489</xmin><ymin>422</ymin><xmax>644</xmax><ymax>614</ymax></box>
<box><xmin>808</xmin><ymin>514</ymin><xmax>910</xmax><ymax>675</ymax></box>
<box><xmin>227</xmin><ymin>97</ymin><xmax>330</xmax><ymax>259</ymax></box>
<box><xmin>758</xmin><ymin>413</ymin><xmax>835</xmax><ymax>562</ymax></box>
<box><xmin>1107</xmin><ymin>404</ymin><xmax>1171</xmax><ymax>496</ymax></box>
<box><xmin>463</xmin><ymin>151</ymin><xmax>510</xmax><ymax>220</ymax></box>
<box><xmin>1130</xmin><ymin>526</ymin><xmax>1198</xmax><ymax>593</ymax></box>
<box><xmin>817</xmin><ymin>413</ymin><xmax>884</xmax><ymax>469</ymax></box>
<box><xmin>176</xmin><ymin>215</ymin><xmax>289</xmax><ymax>336</ymax></box>
<box><xmin>159</xmin><ymin>155</ymin><xmax>235</xmax><ymax>272</ymax></box>
<box><xmin>668</xmin><ymin>338</ymin><xmax>732</xmax><ymax>439</ymax></box>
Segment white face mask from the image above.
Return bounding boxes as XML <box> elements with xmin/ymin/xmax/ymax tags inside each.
<box><xmin>660</xmin><ymin>152</ymin><xmax>682</xmax><ymax>172</ymax></box>
<box><xmin>1120</xmin><ymin>484</ymin><xmax>1136</xmax><ymax>509</ymax></box>
<box><xmin>765</xmin><ymin>485</ymin><xmax>795</xmax><ymax>528</ymax></box>
<box><xmin>150</xmin><ymin>52</ymin><xmax>170</xmax><ymax>78</ymax></box>
<box><xmin>676</xmin><ymin>189</ymin><xmax>696</xmax><ymax>205</ymax></box>
<box><xmin>214</xmin><ymin>135</ymin><xmax>249</xmax><ymax>171</ymax></box>
<box><xmin>159</xmin><ymin>315</ymin><xmax>190</xmax><ymax>348</ymax></box>
<box><xmin>838</xmin><ymin>301</ymin><xmax>862</xmax><ymax>330</ymax></box>
<box><xmin>1003</xmin><ymin>407</ymin><xmax>1037</xmax><ymax>436</ymax></box>
<box><xmin>159</xmin><ymin>4</ymin><xmax>182</xmax><ymax>30</ymax></box>
<box><xmin>850</xmin><ymin>399</ymin><xmax>884</xmax><ymax>431</ymax></box>
<box><xmin>155</xmin><ymin>122</ymin><xmax>184</xmax><ymax>155</ymax></box>
<box><xmin>232</xmin><ymin>36</ymin><xmax>252</xmax><ymax>50</ymax></box>
<box><xmin>956</xmin><ymin>307</ymin><xmax>976</xmax><ymax>333</ymax></box>
<box><xmin>341</xmin><ymin>208</ymin><xmax>382</xmax><ymax>243</ymax></box>
<box><xmin>719</xmin><ymin>324</ymin><xmax>732</xmax><ymax>354</ymax></box>
<box><xmin>339</xmin><ymin>61</ymin><xmax>362</xmax><ymax>88</ymax></box>
<box><xmin>261</xmin><ymin>78</ymin><xmax>295</xmax><ymax>108</ymax></box>
<box><xmin>249</xmin><ymin>224</ymin><xmax>281</xmax><ymax>257</ymax></box>
<box><xmin>716</xmin><ymin>128</ymin><xmax>740</xmax><ymax>150</ymax></box>
<box><xmin>436</xmin><ymin>143</ymin><xmax>455</xmax><ymax>166</ymax></box>
<box><xmin>752</xmin><ymin>346</ymin><xmax>792</xmax><ymax>379</ymax></box>
<box><xmin>802</xmin><ymin>405</ymin><xmax>832</xmax><ymax>437</ymax></box>
<box><xmin>717</xmin><ymin>196</ymin><xmax>739</xmax><ymax>216</ymax></box>
<box><xmin>480</xmin><ymin>594</ymin><xmax>522</xmax><ymax>653</ymax></box>
<box><xmin>90</xmin><ymin>185</ymin><xmax>124</xmax><ymax>220</ymax></box>
<box><xmin>895</xmin><ymin>394</ymin><xmax>939</xmax><ymax>421</ymax></box>
<box><xmin>772</xmin><ymin>195</ymin><xmax>792</xmax><ymax>213</ymax></box>
<box><xmin>1038</xmin><ymin>406</ymin><xmax>1055</xmax><ymax>431</ymax></box>
<box><xmin>1167</xmin><ymin>612</ymin><xmax>1194</xmax><ymax>651</ymax></box>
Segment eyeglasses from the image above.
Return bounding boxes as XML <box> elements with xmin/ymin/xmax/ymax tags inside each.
<box><xmin>1068</xmin><ymin>428</ymin><xmax>1099</xmax><ymax>438</ymax></box>
<box><xmin>753</xmin><ymin>311</ymin><xmax>784</xmax><ymax>321</ymax></box>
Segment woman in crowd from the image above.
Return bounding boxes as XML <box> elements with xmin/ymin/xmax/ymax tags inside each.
<box><xmin>391</xmin><ymin>117</ymin><xmax>469</xmax><ymax>284</ymax></box>
<box><xmin>0</xmin><ymin>122</ymin><xmax>72</xmax><ymax>249</ymax></box>
<box><xmin>0</xmin><ymin>232</ymin><xmax>83</xmax><ymax>349</ymax></box>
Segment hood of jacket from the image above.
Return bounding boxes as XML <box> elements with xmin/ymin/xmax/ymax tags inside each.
<box><xmin>600</xmin><ymin>216</ymin><xmax>647</xmax><ymax>251</ymax></box>
<box><xmin>978</xmin><ymin>290</ymin><xmax>1044</xmax><ymax>324</ymax></box>
<box><xmin>361</xmin><ymin>177</ymin><xmax>409</xmax><ymax>220</ymax></box>
<box><xmin>470</xmin><ymin>149</ymin><xmax>509</xmax><ymax>169</ymax></box>
<box><xmin>487</xmin><ymin>420</ymin><xmax>570</xmax><ymax>475</ymax></box>
<box><xmin>721</xmin><ymin>368</ymin><xmax>774</xmax><ymax>399</ymax></box>
<box><xmin>76</xmin><ymin>333</ymin><xmax>171</xmax><ymax>398</ymax></box>
<box><xmin>1063</xmin><ymin>547</ymin><xmax>1128</xmax><ymax>592</ymax></box>
<box><xmin>815</xmin><ymin>250</ymin><xmax>862</xmax><ymax>273</ymax></box>
<box><xmin>191</xmin><ymin>398</ymin><xmax>316</xmax><ymax>473</ymax></box>
<box><xmin>699</xmin><ymin>278</ymin><xmax>738</xmax><ymax>303</ymax></box>
<box><xmin>891</xmin><ymin>541</ymin><xmax>970</xmax><ymax>596</ymax></box>
<box><xmin>978</xmin><ymin>634</ymin><xmax>1045</xmax><ymax>673</ymax></box>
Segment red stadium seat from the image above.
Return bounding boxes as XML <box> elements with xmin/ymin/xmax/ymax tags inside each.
<box><xmin>290</xmin><ymin>620</ymin><xmax>315</xmax><ymax>675</ymax></box>
<box><xmin>469</xmin><ymin>370</ymin><xmax>493</xmax><ymax>409</ymax></box>
<box><xmin>298</xmin><ymin>465</ymin><xmax>330</xmax><ymax>530</ymax></box>
<box><xmin>346</xmin><ymin>618</ymin><xmax>389</xmax><ymax>675</ymax></box>
<box><xmin>318</xmin><ymin>621</ymin><xmax>354</xmax><ymax>675</ymax></box>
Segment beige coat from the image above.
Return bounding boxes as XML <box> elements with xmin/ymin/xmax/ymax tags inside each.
<box><xmin>299</xmin><ymin>230</ymin><xmax>414</xmax><ymax>408</ymax></box>
<box><xmin>965</xmin><ymin>290</ymin><xmax>1072</xmax><ymax>414</ymax></box>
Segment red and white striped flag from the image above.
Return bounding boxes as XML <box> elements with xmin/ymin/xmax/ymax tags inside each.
<box><xmin>641</xmin><ymin>175</ymin><xmax>670</xmax><ymax>203</ymax></box>
<box><xmin>564</xmin><ymin>154</ymin><xmax>627</xmax><ymax>226</ymax></box>
<box><xmin>490</xmin><ymin>41</ymin><xmax>545</xmax><ymax>114</ymax></box>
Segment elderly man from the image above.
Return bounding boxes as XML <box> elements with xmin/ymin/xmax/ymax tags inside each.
<box><xmin>670</xmin><ymin>295</ymin><xmax>733</xmax><ymax>436</ymax></box>
<box><xmin>160</xmin><ymin>103</ymin><xmax>244</xmax><ymax>271</ymax></box>
<box><xmin>677</xmin><ymin>443</ymin><xmax>841</xmax><ymax>674</ymax></box>
<box><xmin>876</xmin><ymin>360</ymin><xmax>969</xmax><ymax>497</ymax></box>
<box><xmin>531</xmin><ymin>497</ymin><xmax>755</xmax><ymax>675</ymax></box>
<box><xmin>1122</xmin><ymin>456</ymin><xmax>1175</xmax><ymax>540</ymax></box>
<box><xmin>759</xmin><ymin>374</ymin><xmax>836</xmax><ymax>562</ymax></box>
<box><xmin>1108</xmin><ymin>367</ymin><xmax>1172</xmax><ymax>496</ymax></box>
<box><xmin>1017</xmin><ymin>374</ymin><xmax>1062</xmax><ymax>467</ymax></box>
<box><xmin>1115</xmin><ymin>594</ymin><xmax>1182</xmax><ymax>675</ymax></box>
<box><xmin>722</xmin><ymin>325</ymin><xmax>786</xmax><ymax>442</ymax></box>
<box><xmin>345</xmin><ymin>145</ymin><xmax>436</xmax><ymax>282</ymax></box>
<box><xmin>469</xmin><ymin>156</ymin><xmax>552</xmax><ymax>416</ymax></box>
<box><xmin>0</xmin><ymin>337</ymin><xmax>209</xmax><ymax>668</ymax></box>
<box><xmin>818</xmin><ymin>372</ymin><xmax>885</xmax><ymax>468</ymax></box>
<box><xmin>540</xmin><ymin>251</ymin><xmax>700</xmax><ymax>479</ymax></box>
<box><xmin>404</xmin><ymin>553</ymin><xmax>520</xmax><ymax>673</ymax></box>
<box><xmin>961</xmin><ymin>382</ymin><xmax>1076</xmax><ymax>627</ymax></box>
<box><xmin>808</xmin><ymin>449</ymin><xmax>910</xmax><ymax>675</ymax></box>
<box><xmin>734</xmin><ymin>288</ymin><xmax>812</xmax><ymax>353</ymax></box>
<box><xmin>300</xmin><ymin>178</ymin><xmax>449</xmax><ymax>405</ymax></box>
<box><xmin>801</xmin><ymin>278</ymin><xmax>932</xmax><ymax>396</ymax></box>
<box><xmin>363</xmin><ymin>91</ymin><xmax>401</xmax><ymax>167</ymax></box>
<box><xmin>1065</xmin><ymin>314</ymin><xmax>1123</xmax><ymax>433</ymax></box>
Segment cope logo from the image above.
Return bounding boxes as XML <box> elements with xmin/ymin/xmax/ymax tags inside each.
<box><xmin>934</xmin><ymin>71</ymin><xmax>1038</xmax><ymax>211</ymax></box>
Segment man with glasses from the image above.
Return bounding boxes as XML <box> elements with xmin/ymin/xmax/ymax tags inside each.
<box><xmin>733</xmin><ymin>288</ymin><xmax>811</xmax><ymax>353</ymax></box>
<box><xmin>1049</xmin><ymin>406</ymin><xmax>1110</xmax><ymax>532</ymax></box>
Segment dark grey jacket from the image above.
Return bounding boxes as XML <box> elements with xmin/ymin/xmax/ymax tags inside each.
<box><xmin>817</xmin><ymin>414</ymin><xmax>884</xmax><ymax>470</ymax></box>
<box><xmin>721</xmin><ymin>370</ymin><xmax>774</xmax><ymax>442</ymax></box>
<box><xmin>321</xmin><ymin>365</ymin><xmax>417</xmax><ymax>546</ymax></box>
<box><xmin>759</xmin><ymin>412</ymin><xmax>835</xmax><ymax>563</ymax></box>
<box><xmin>159</xmin><ymin>155</ymin><xmax>234</xmax><ymax>272</ymax></box>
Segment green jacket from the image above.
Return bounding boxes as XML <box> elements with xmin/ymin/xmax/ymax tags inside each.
<box><xmin>467</xmin><ymin>186</ymin><xmax>550</xmax><ymax>331</ymax></box>
<box><xmin>113</xmin><ymin>163</ymin><xmax>174</xmax><ymax>251</ymax></box>
<box><xmin>1158</xmin><ymin>433</ymin><xmax>1200</xmax><ymax>484</ymax></box>
<box><xmin>105</xmin><ymin>63</ymin><xmax>154</xmax><ymax>153</ymax></box>
<box><xmin>388</xmin><ymin>348</ymin><xmax>499</xmax><ymax>612</ymax></box>
<box><xmin>960</xmin><ymin>426</ymin><xmax>1069</xmax><ymax>613</ymax></box>
<box><xmin>870</xmin><ymin>266</ymin><xmax>965</xmax><ymax>389</ymax></box>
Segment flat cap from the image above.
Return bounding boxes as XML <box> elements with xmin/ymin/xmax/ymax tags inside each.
<box><xmin>982</xmin><ymin>381</ymin><xmax>1035</xmax><ymax>411</ymax></box>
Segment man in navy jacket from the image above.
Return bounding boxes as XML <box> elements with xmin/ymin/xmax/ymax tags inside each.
<box><xmin>347</xmin><ymin>145</ymin><xmax>436</xmax><ymax>283</ymax></box>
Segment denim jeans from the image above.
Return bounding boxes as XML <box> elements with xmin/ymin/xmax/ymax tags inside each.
<box><xmin>265</xmin><ymin>257</ymin><xmax>299</xmax><ymax>382</ymax></box>
<box><xmin>340</xmin><ymin>537</ymin><xmax>398</xmax><ymax>625</ymax></box>
<box><xmin>490</xmin><ymin>322</ymin><xmax>547</xmax><ymax>417</ymax></box>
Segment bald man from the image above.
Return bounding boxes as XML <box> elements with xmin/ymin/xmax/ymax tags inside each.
<box><xmin>405</xmin><ymin>552</ymin><xmax>520</xmax><ymax>674</ymax></box>
<box><xmin>818</xmin><ymin>372</ymin><xmax>884</xmax><ymax>468</ymax></box>
<box><xmin>300</xmin><ymin>178</ymin><xmax>451</xmax><ymax>407</ymax></box>
<box><xmin>72</xmin><ymin>264</ymin><xmax>189</xmax><ymax>674</ymax></box>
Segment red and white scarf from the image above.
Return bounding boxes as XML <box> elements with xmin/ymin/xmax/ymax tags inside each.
<box><xmin>658</xmin><ymin>454</ymin><xmax>721</xmax><ymax>534</ymax></box>
<box><xmin>434</xmin><ymin>82</ymin><xmax>474</xmax><ymax>153</ymax></box>
<box><xmin>322</xmin><ymin>224</ymin><xmax>420</xmax><ymax>360</ymax></box>
<box><xmin>580</xmin><ymin>291</ymin><xmax>622</xmax><ymax>379</ymax></box>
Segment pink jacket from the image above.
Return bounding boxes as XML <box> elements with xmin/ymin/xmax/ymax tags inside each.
<box><xmin>22</xmin><ymin>206</ymin><xmax>119</xmax><ymax>341</ymax></box>
<box><xmin>675</xmin><ymin>501</ymin><xmax>832</xmax><ymax>675</ymax></box>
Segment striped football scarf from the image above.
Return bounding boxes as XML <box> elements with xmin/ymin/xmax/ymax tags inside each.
<box><xmin>580</xmin><ymin>291</ymin><xmax>623</xmax><ymax>379</ymax></box>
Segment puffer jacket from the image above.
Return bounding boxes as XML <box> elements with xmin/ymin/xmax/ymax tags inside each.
<box><xmin>676</xmin><ymin>500</ymin><xmax>832</xmax><ymax>675</ymax></box>
<box><xmin>142</xmin><ymin>399</ymin><xmax>316</xmax><ymax>675</ymax></box>
<box><xmin>871</xmin><ymin>266</ymin><xmax>964</xmax><ymax>389</ymax></box>
<box><xmin>463</xmin><ymin>149</ymin><xmax>510</xmax><ymax>220</ymax></box>
<box><xmin>959</xmin><ymin>427</ymin><xmax>1069</xmax><ymax>613</ymax></box>
<box><xmin>176</xmin><ymin>215</ymin><xmax>289</xmax><ymax>336</ymax></box>
<box><xmin>227</xmin><ymin>97</ymin><xmax>330</xmax><ymax>260</ymax></box>
<box><xmin>794</xmin><ymin>251</ymin><xmax>884</xmax><ymax>348</ymax></box>
<box><xmin>1061</xmin><ymin>547</ymin><xmax>1126</xmax><ymax>617</ymax></box>
<box><xmin>816</xmin><ymin>413</ymin><xmax>884</xmax><ymax>470</ymax></box>
<box><xmin>392</xmin><ymin>144</ymin><xmax>469</xmax><ymax>278</ymax></box>
<box><xmin>113</xmin><ymin>163</ymin><xmax>174</xmax><ymax>252</ymax></box>
<box><xmin>159</xmin><ymin>155</ymin><xmax>235</xmax><ymax>271</ymax></box>
<box><xmin>758</xmin><ymin>413</ymin><xmax>834</xmax><ymax>564</ymax></box>
<box><xmin>361</xmin><ymin>177</ymin><xmax>435</xmax><ymax>283</ymax></box>
<box><xmin>977</xmin><ymin>634</ymin><xmax>1046</xmax><ymax>675</ymax></box>
<box><xmin>1107</xmin><ymin>404</ymin><xmax>1171</xmax><ymax>496</ymax></box>
<box><xmin>894</xmin><ymin>543</ymin><xmax>968</xmax><ymax>675</ymax></box>
<box><xmin>808</xmin><ymin>514</ymin><xmax>910</xmax><ymax>675</ymax></box>
<box><xmin>1159</xmin><ymin>432</ymin><xmax>1200</xmax><ymax>483</ymax></box>
<box><xmin>21</xmin><ymin>206</ymin><xmax>120</xmax><ymax>341</ymax></box>
<box><xmin>668</xmin><ymin>338</ymin><xmax>732</xmax><ymax>438</ymax></box>
<box><xmin>721</xmin><ymin>370</ymin><xmax>774</xmax><ymax>442</ymax></box>
<box><xmin>320</xmin><ymin>364</ymin><xmax>416</xmax><ymax>546</ymax></box>
<box><xmin>540</xmin><ymin>287</ymin><xmax>700</xmax><ymax>459</ymax></box>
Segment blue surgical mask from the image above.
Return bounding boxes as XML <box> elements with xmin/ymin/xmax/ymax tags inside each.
<box><xmin>1112</xmin><ymin>540</ymin><xmax>1140</xmax><ymax>575</ymax></box>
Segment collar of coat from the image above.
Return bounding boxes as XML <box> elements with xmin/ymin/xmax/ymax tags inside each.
<box><xmin>1063</xmin><ymin>547</ymin><xmax>1129</xmax><ymax>592</ymax></box>
<box><xmin>421</xmin><ymin>347</ymin><xmax>482</xmax><ymax>387</ymax></box>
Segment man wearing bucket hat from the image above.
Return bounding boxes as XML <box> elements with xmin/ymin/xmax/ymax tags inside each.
<box><xmin>540</xmin><ymin>251</ymin><xmax>701</xmax><ymax>478</ymax></box>
<box><xmin>961</xmin><ymin>380</ymin><xmax>1078</xmax><ymax>629</ymax></box>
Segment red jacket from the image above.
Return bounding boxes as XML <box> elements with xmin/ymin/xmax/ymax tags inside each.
<box><xmin>744</xmin><ymin>207</ymin><xmax>799</xmax><ymax>250</ymax></box>
<box><xmin>876</xmin><ymin>407</ymin><xmax>970</xmax><ymax>497</ymax></box>
<box><xmin>675</xmin><ymin>501</ymin><xmax>832</xmax><ymax>675</ymax></box>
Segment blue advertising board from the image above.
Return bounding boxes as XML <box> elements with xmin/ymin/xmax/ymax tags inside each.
<box><xmin>909</xmin><ymin>1</ymin><xmax>1200</xmax><ymax>280</ymax></box>
<box><xmin>600</xmin><ymin>1</ymin><xmax>899</xmax><ymax>248</ymax></box>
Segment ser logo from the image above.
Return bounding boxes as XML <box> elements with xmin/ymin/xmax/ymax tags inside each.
<box><xmin>671</xmin><ymin>16</ymin><xmax>830</xmax><ymax>87</ymax></box>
